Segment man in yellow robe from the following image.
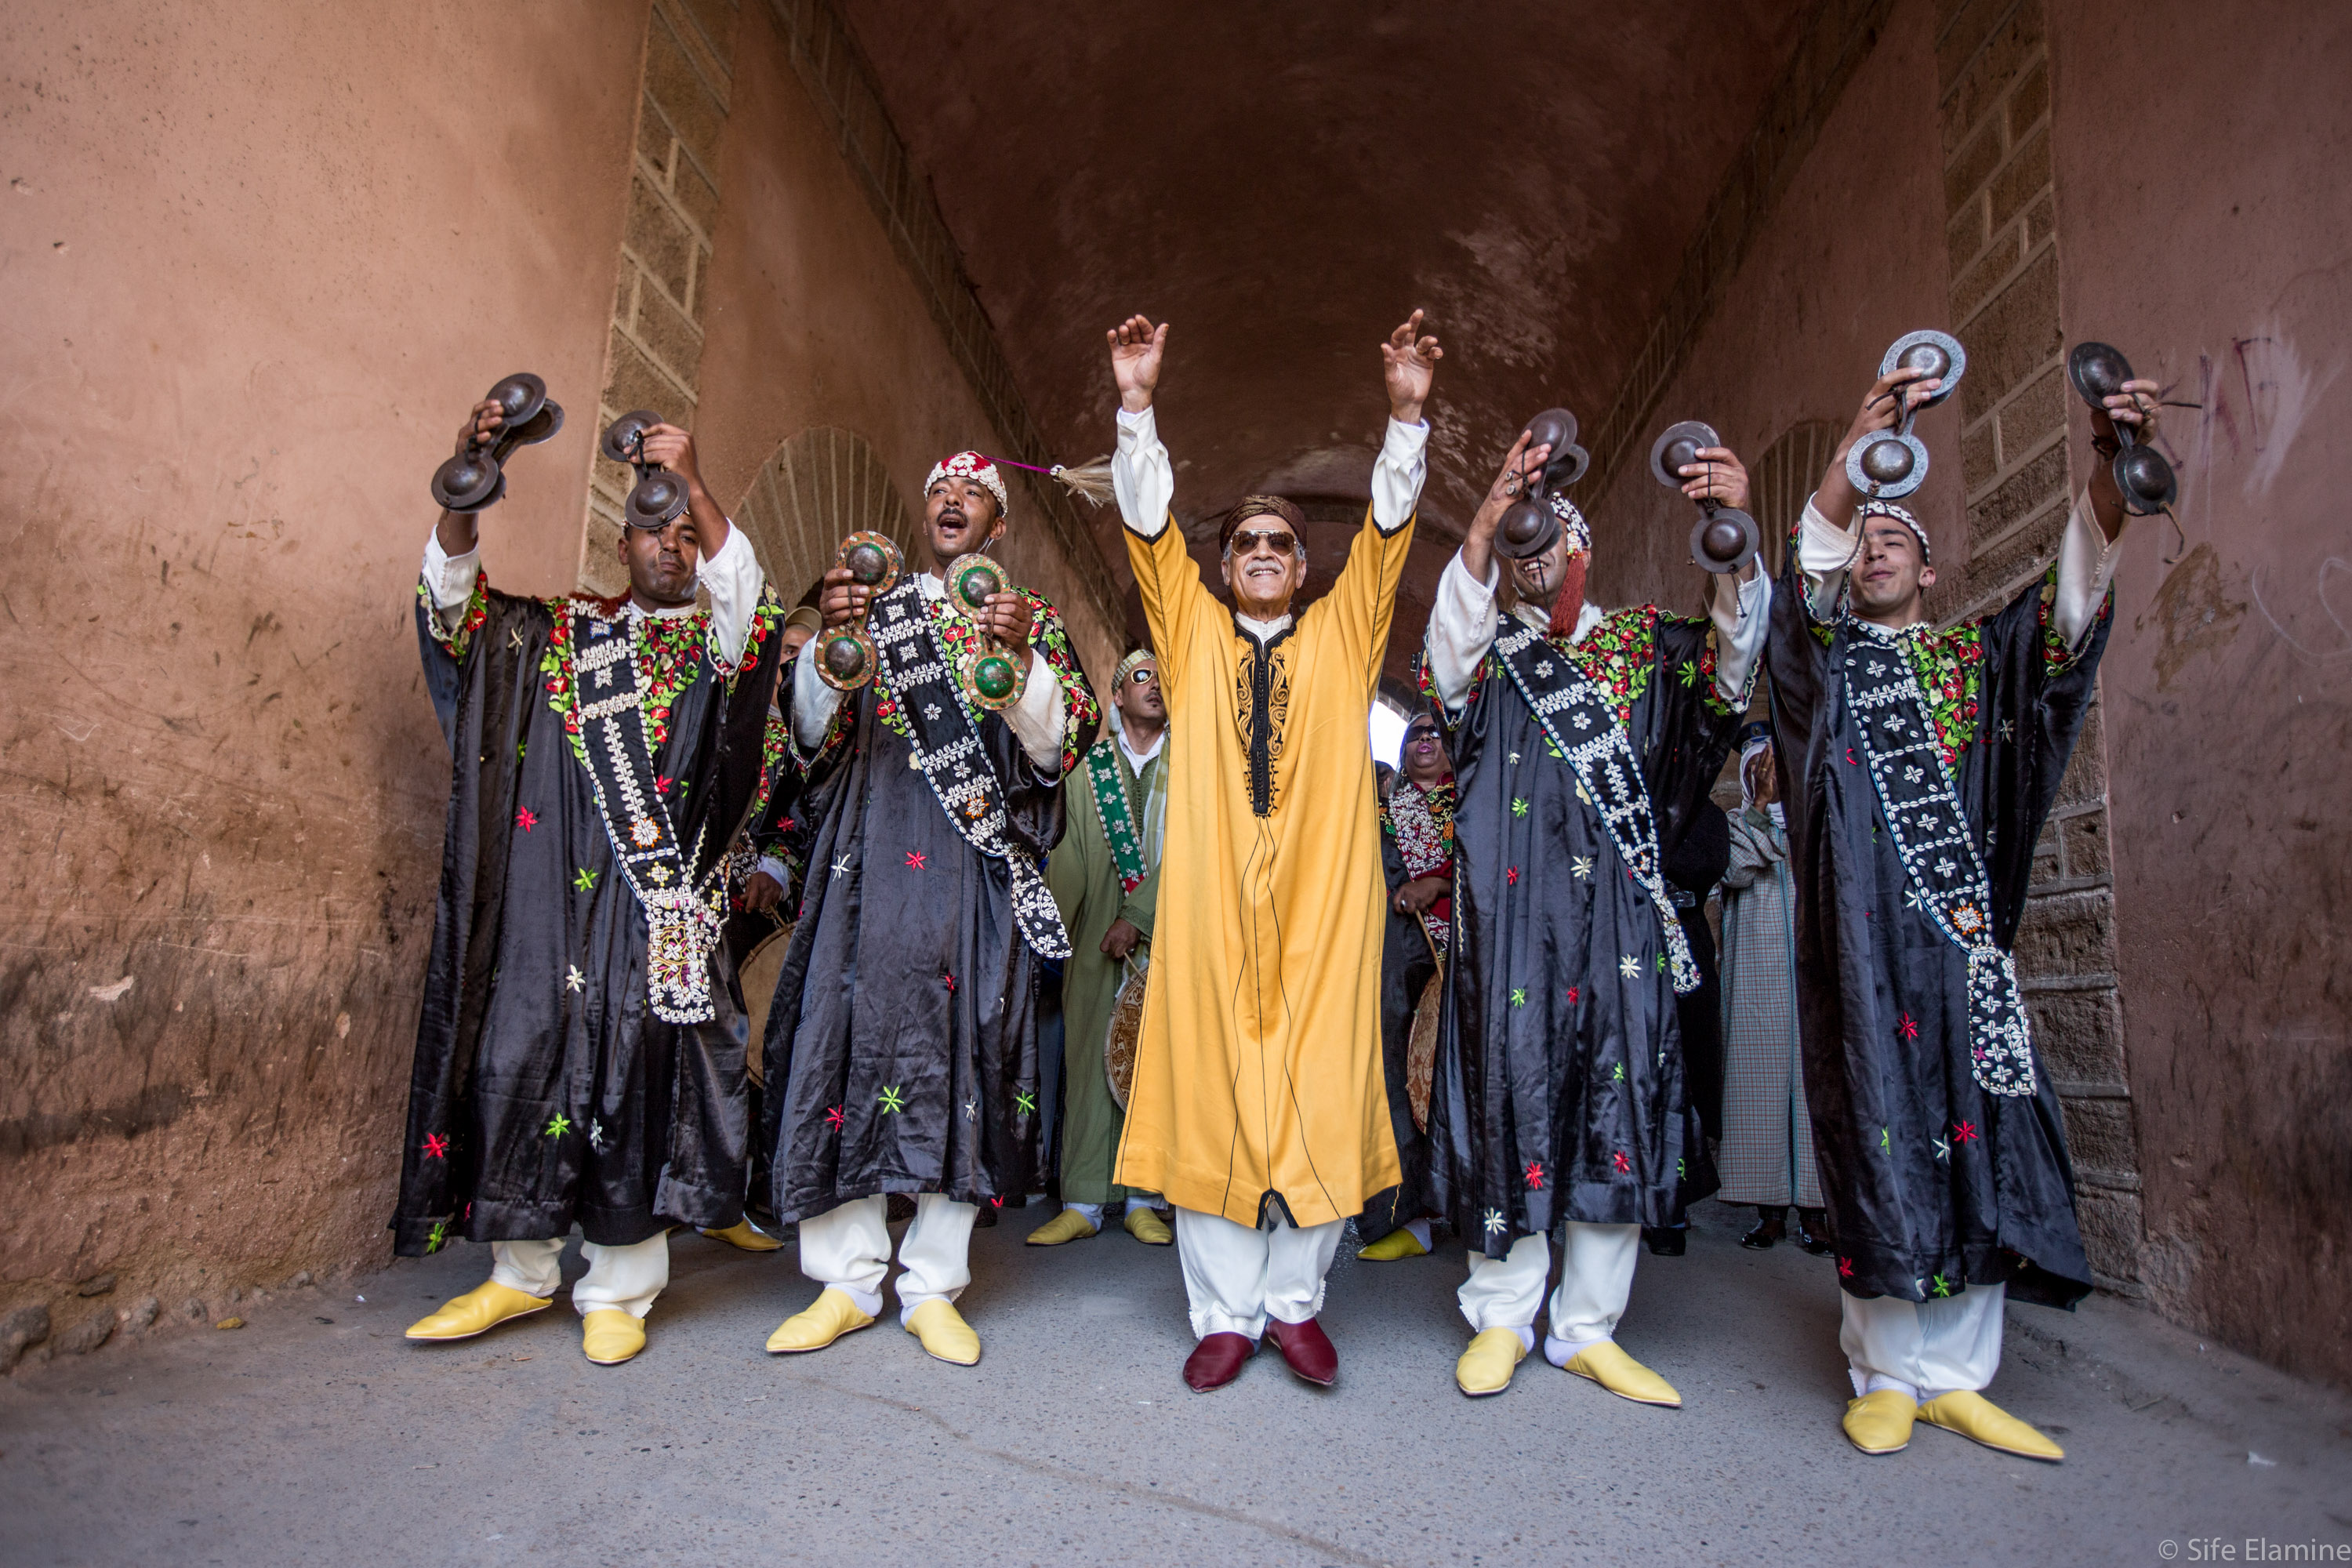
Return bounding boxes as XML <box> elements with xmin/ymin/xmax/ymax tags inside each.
<box><xmin>1105</xmin><ymin>310</ymin><xmax>1441</xmax><ymax>1392</ymax></box>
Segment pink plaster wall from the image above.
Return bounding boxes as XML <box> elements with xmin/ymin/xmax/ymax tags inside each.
<box><xmin>2049</xmin><ymin>0</ymin><xmax>2352</xmax><ymax>1388</ymax></box>
<box><xmin>0</xmin><ymin>0</ymin><xmax>647</xmax><ymax>1326</ymax></box>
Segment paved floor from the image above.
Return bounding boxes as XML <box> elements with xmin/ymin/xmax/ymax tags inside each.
<box><xmin>3</xmin><ymin>1200</ymin><xmax>2347</xmax><ymax>1567</ymax></box>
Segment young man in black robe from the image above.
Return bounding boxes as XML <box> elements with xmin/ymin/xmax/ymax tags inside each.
<box><xmin>397</xmin><ymin>398</ymin><xmax>783</xmax><ymax>1366</ymax></box>
<box><xmin>1357</xmin><ymin>710</ymin><xmax>1454</xmax><ymax>1262</ymax></box>
<box><xmin>760</xmin><ymin>452</ymin><xmax>1099</xmax><ymax>1368</ymax></box>
<box><xmin>1422</xmin><ymin>432</ymin><xmax>1767</xmax><ymax>1400</ymax></box>
<box><xmin>1770</xmin><ymin>363</ymin><xmax>2158</xmax><ymax>1462</ymax></box>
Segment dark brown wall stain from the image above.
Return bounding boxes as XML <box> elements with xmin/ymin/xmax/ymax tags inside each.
<box><xmin>2137</xmin><ymin>543</ymin><xmax>2245</xmax><ymax>693</ymax></box>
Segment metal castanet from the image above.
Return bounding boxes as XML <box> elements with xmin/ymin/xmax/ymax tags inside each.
<box><xmin>1651</xmin><ymin>419</ymin><xmax>1759</xmax><ymax>574</ymax></box>
<box><xmin>1845</xmin><ymin>331</ymin><xmax>1966</xmax><ymax>503</ymax></box>
<box><xmin>813</xmin><ymin>530</ymin><xmax>903</xmax><ymax>692</ymax></box>
<box><xmin>2068</xmin><ymin>342</ymin><xmax>2176</xmax><ymax>515</ymax></box>
<box><xmin>943</xmin><ymin>552</ymin><xmax>1028</xmax><ymax>711</ymax></box>
<box><xmin>598</xmin><ymin>409</ymin><xmax>690</xmax><ymax>531</ymax></box>
<box><xmin>429</xmin><ymin>372</ymin><xmax>565</xmax><ymax>513</ymax></box>
<box><xmin>1494</xmin><ymin>406</ymin><xmax>1592</xmax><ymax>561</ymax></box>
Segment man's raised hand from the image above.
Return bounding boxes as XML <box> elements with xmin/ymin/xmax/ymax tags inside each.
<box><xmin>456</xmin><ymin>399</ymin><xmax>504</xmax><ymax>453</ymax></box>
<box><xmin>1109</xmin><ymin>315</ymin><xmax>1168</xmax><ymax>413</ymax></box>
<box><xmin>1678</xmin><ymin>446</ymin><xmax>1751</xmax><ymax>513</ymax></box>
<box><xmin>818</xmin><ymin>564</ymin><xmax>873</xmax><ymax>629</ymax></box>
<box><xmin>634</xmin><ymin>423</ymin><xmax>705</xmax><ymax>490</ymax></box>
<box><xmin>1381</xmin><ymin>310</ymin><xmax>1442</xmax><ymax>425</ymax></box>
<box><xmin>1460</xmin><ymin>430</ymin><xmax>1552</xmax><ymax>584</ymax></box>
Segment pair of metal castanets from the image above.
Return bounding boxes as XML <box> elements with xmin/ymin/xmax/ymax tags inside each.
<box><xmin>814</xmin><ymin>535</ymin><xmax>1029</xmax><ymax>712</ymax></box>
<box><xmin>598</xmin><ymin>408</ymin><xmax>692</xmax><ymax>530</ymax></box>
<box><xmin>1489</xmin><ymin>405</ymin><xmax>1762</xmax><ymax>574</ymax></box>
<box><xmin>429</xmin><ymin>372</ymin><xmax>566</xmax><ymax>512</ymax></box>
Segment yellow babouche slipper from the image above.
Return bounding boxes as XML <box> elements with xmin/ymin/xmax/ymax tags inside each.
<box><xmin>1123</xmin><ymin>1207</ymin><xmax>1174</xmax><ymax>1246</ymax></box>
<box><xmin>702</xmin><ymin>1218</ymin><xmax>782</xmax><ymax>1252</ymax></box>
<box><xmin>1025</xmin><ymin>1207</ymin><xmax>1099</xmax><ymax>1246</ymax></box>
<box><xmin>1358</xmin><ymin>1227</ymin><xmax>1429</xmax><ymax>1261</ymax></box>
<box><xmin>765</xmin><ymin>1288</ymin><xmax>875</xmax><ymax>1355</ymax></box>
<box><xmin>1918</xmin><ymin>1390</ymin><xmax>2065</xmax><ymax>1461</ymax></box>
<box><xmin>1456</xmin><ymin>1327</ymin><xmax>1530</xmax><ymax>1398</ymax></box>
<box><xmin>404</xmin><ymin>1280</ymin><xmax>552</xmax><ymax>1342</ymax></box>
<box><xmin>1561</xmin><ymin>1340</ymin><xmax>1682</xmax><ymax>1406</ymax></box>
<box><xmin>1842</xmin><ymin>1388</ymin><xmax>1918</xmax><ymax>1454</ymax></box>
<box><xmin>905</xmin><ymin>1298</ymin><xmax>981</xmax><ymax>1366</ymax></box>
<box><xmin>581</xmin><ymin>1308</ymin><xmax>647</xmax><ymax>1365</ymax></box>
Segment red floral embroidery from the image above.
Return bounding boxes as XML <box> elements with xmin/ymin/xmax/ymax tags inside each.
<box><xmin>1897</xmin><ymin>1013</ymin><xmax>1920</xmax><ymax>1040</ymax></box>
<box><xmin>1838</xmin><ymin>1256</ymin><xmax>1855</xmax><ymax>1279</ymax></box>
<box><xmin>1566</xmin><ymin>985</ymin><xmax>1580</xmax><ymax>1006</ymax></box>
<box><xmin>1506</xmin><ymin>866</ymin><xmax>1519</xmax><ymax>886</ymax></box>
<box><xmin>1611</xmin><ymin>1149</ymin><xmax>1632</xmax><ymax>1174</ymax></box>
<box><xmin>905</xmin><ymin>850</ymin><xmax>927</xmax><ymax>871</ymax></box>
<box><xmin>825</xmin><ymin>1105</ymin><xmax>845</xmax><ymax>1131</ymax></box>
<box><xmin>1952</xmin><ymin>1120</ymin><xmax>1979</xmax><ymax>1143</ymax></box>
<box><xmin>516</xmin><ymin>806</ymin><xmax>538</xmax><ymax>833</ymax></box>
<box><xmin>417</xmin><ymin>568</ymin><xmax>490</xmax><ymax>659</ymax></box>
<box><xmin>422</xmin><ymin>1134</ymin><xmax>449</xmax><ymax>1160</ymax></box>
<box><xmin>1524</xmin><ymin>1160</ymin><xmax>1544</xmax><ymax>1189</ymax></box>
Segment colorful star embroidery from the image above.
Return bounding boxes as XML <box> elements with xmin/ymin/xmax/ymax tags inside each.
<box><xmin>1677</xmin><ymin>658</ymin><xmax>1699</xmax><ymax>687</ymax></box>
<box><xmin>1483</xmin><ymin>1208</ymin><xmax>1506</xmax><ymax>1238</ymax></box>
<box><xmin>1612</xmin><ymin>1149</ymin><xmax>1632</xmax><ymax>1174</ymax></box>
<box><xmin>588</xmin><ymin>1120</ymin><xmax>608</xmax><ymax>1152</ymax></box>
<box><xmin>1510</xmin><ymin>986</ymin><xmax>1526</xmax><ymax>1007</ymax></box>
<box><xmin>1524</xmin><ymin>1160</ymin><xmax>1544</xmax><ymax>1189</ymax></box>
<box><xmin>566</xmin><ymin>964</ymin><xmax>585</xmax><ymax>993</ymax></box>
<box><xmin>422</xmin><ymin>1133</ymin><xmax>449</xmax><ymax>1160</ymax></box>
<box><xmin>426</xmin><ymin>1219</ymin><xmax>448</xmax><ymax>1254</ymax></box>
<box><xmin>1508</xmin><ymin>750</ymin><xmax>1522</xmax><ymax>764</ymax></box>
<box><xmin>942</xmin><ymin>972</ymin><xmax>957</xmax><ymax>992</ymax></box>
<box><xmin>831</xmin><ymin>855</ymin><xmax>851</xmax><ymax>879</ymax></box>
<box><xmin>545</xmin><ymin>1112</ymin><xmax>572</xmax><ymax>1138</ymax></box>
<box><xmin>572</xmin><ymin>867</ymin><xmax>597</xmax><ymax>891</ymax></box>
<box><xmin>1511</xmin><ymin>797</ymin><xmax>1528</xmax><ymax>818</ymax></box>
<box><xmin>990</xmin><ymin>1196</ymin><xmax>1005</xmax><ymax>1209</ymax></box>
<box><xmin>1952</xmin><ymin>1120</ymin><xmax>1979</xmax><ymax>1143</ymax></box>
<box><xmin>1897</xmin><ymin>1013</ymin><xmax>1920</xmax><ymax>1040</ymax></box>
<box><xmin>963</xmin><ymin>1098</ymin><xmax>978</xmax><ymax>1123</ymax></box>
<box><xmin>879</xmin><ymin>1086</ymin><xmax>906</xmax><ymax>1113</ymax></box>
<box><xmin>1675</xmin><ymin>1158</ymin><xmax>1686</xmax><ymax>1179</ymax></box>
<box><xmin>1571</xmin><ymin>855</ymin><xmax>1593</xmax><ymax>879</ymax></box>
<box><xmin>825</xmin><ymin>1105</ymin><xmax>845</xmax><ymax>1130</ymax></box>
<box><xmin>1619</xmin><ymin>955</ymin><xmax>1640</xmax><ymax>979</ymax></box>
<box><xmin>654</xmin><ymin>775</ymin><xmax>672</xmax><ymax>794</ymax></box>
<box><xmin>1846</xmin><ymin>747</ymin><xmax>1859</xmax><ymax>765</ymax></box>
<box><xmin>1879</xmin><ymin>1126</ymin><xmax>1891</xmax><ymax>1150</ymax></box>
<box><xmin>1929</xmin><ymin>1274</ymin><xmax>1953</xmax><ymax>1298</ymax></box>
<box><xmin>517</xmin><ymin>739</ymin><xmax>527</xmax><ymax>761</ymax></box>
<box><xmin>1656</xmin><ymin>953</ymin><xmax>1668</xmax><ymax>973</ymax></box>
<box><xmin>1838</xmin><ymin>1256</ymin><xmax>1854</xmax><ymax>1279</ymax></box>
<box><xmin>1933</xmin><ymin>1135</ymin><xmax>1951</xmax><ymax>1161</ymax></box>
<box><xmin>905</xmin><ymin>851</ymin><xmax>927</xmax><ymax>871</ymax></box>
<box><xmin>1611</xmin><ymin>1062</ymin><xmax>1625</xmax><ymax>1083</ymax></box>
<box><xmin>516</xmin><ymin>806</ymin><xmax>538</xmax><ymax>832</ymax></box>
<box><xmin>1016</xmin><ymin>1089</ymin><xmax>1038</xmax><ymax>1115</ymax></box>
<box><xmin>1506</xmin><ymin>866</ymin><xmax>1520</xmax><ymax>886</ymax></box>
<box><xmin>1566</xmin><ymin>985</ymin><xmax>1580</xmax><ymax>1006</ymax></box>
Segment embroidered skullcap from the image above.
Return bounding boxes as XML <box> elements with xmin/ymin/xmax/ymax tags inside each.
<box><xmin>1858</xmin><ymin>499</ymin><xmax>1929</xmax><ymax>564</ymax></box>
<box><xmin>1115</xmin><ymin>646</ymin><xmax>1157</xmax><ymax>683</ymax></box>
<box><xmin>1736</xmin><ymin>719</ymin><xmax>1773</xmax><ymax>753</ymax></box>
<box><xmin>926</xmin><ymin>451</ymin><xmax>1010</xmax><ymax>518</ymax></box>
<box><xmin>1219</xmin><ymin>494</ymin><xmax>1306</xmax><ymax>554</ymax></box>
<box><xmin>783</xmin><ymin>604</ymin><xmax>824</xmax><ymax>638</ymax></box>
<box><xmin>1548</xmin><ymin>491</ymin><xmax>1592</xmax><ymax>555</ymax></box>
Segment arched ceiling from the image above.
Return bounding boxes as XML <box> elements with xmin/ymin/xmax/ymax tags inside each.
<box><xmin>840</xmin><ymin>2</ymin><xmax>1813</xmax><ymax>651</ymax></box>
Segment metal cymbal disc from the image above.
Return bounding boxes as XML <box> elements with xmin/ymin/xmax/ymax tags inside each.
<box><xmin>1546</xmin><ymin>443</ymin><xmax>1591</xmax><ymax>490</ymax></box>
<box><xmin>1690</xmin><ymin>506</ymin><xmax>1760</xmax><ymax>575</ymax></box>
<box><xmin>625</xmin><ymin>469</ymin><xmax>690</xmax><ymax>529</ymax></box>
<box><xmin>960</xmin><ymin>641</ymin><xmax>1028</xmax><ymax>711</ymax></box>
<box><xmin>836</xmin><ymin>531</ymin><xmax>904</xmax><ymax>595</ymax></box>
<box><xmin>1650</xmin><ymin>421</ymin><xmax>1722</xmax><ymax>489</ymax></box>
<box><xmin>946</xmin><ymin>554</ymin><xmax>1007</xmax><ymax>619</ymax></box>
<box><xmin>1846</xmin><ymin>430</ymin><xmax>1929</xmax><ymax>500</ymax></box>
<box><xmin>815</xmin><ymin>625</ymin><xmax>877</xmax><ymax>691</ymax></box>
<box><xmin>2114</xmin><ymin>444</ymin><xmax>2178</xmax><ymax>514</ymax></box>
<box><xmin>1880</xmin><ymin>330</ymin><xmax>1967</xmax><ymax>408</ymax></box>
<box><xmin>485</xmin><ymin>372</ymin><xmax>549</xmax><ymax>430</ymax></box>
<box><xmin>2067</xmin><ymin>341</ymin><xmax>2134</xmax><ymax>408</ymax></box>
<box><xmin>1491</xmin><ymin>497</ymin><xmax>1562</xmax><ymax>561</ymax></box>
<box><xmin>600</xmin><ymin>409</ymin><xmax>664</xmax><ymax>465</ymax></box>
<box><xmin>431</xmin><ymin>448</ymin><xmax>504</xmax><ymax>512</ymax></box>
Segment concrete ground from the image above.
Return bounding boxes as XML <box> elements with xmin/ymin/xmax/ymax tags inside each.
<box><xmin>3</xmin><ymin>1200</ymin><xmax>2347</xmax><ymax>1568</ymax></box>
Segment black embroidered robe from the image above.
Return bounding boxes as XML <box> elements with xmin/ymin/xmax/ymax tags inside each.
<box><xmin>1361</xmin><ymin>775</ymin><xmax>1452</xmax><ymax>1240</ymax></box>
<box><xmin>759</xmin><ymin>586</ymin><xmax>1098</xmax><ymax>1221</ymax></box>
<box><xmin>393</xmin><ymin>574</ymin><xmax>784</xmax><ymax>1255</ymax></box>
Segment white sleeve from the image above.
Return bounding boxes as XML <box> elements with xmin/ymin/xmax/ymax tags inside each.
<box><xmin>1371</xmin><ymin>417</ymin><xmax>1430</xmax><ymax>532</ymax></box>
<box><xmin>1425</xmin><ymin>549</ymin><xmax>1501</xmax><ymax>712</ymax></box>
<box><xmin>421</xmin><ymin>531</ymin><xmax>481</xmax><ymax>627</ymax></box>
<box><xmin>790</xmin><ymin>634</ymin><xmax>845</xmax><ymax>750</ymax></box>
<box><xmin>1796</xmin><ymin>493</ymin><xmax>1863</xmax><ymax>621</ymax></box>
<box><xmin>1004</xmin><ymin>652</ymin><xmax>1068</xmax><ymax>772</ymax></box>
<box><xmin>2053</xmin><ymin>485</ymin><xmax>2122</xmax><ymax>649</ymax></box>
<box><xmin>1709</xmin><ymin>566</ymin><xmax>1773</xmax><ymax>706</ymax></box>
<box><xmin>1112</xmin><ymin>405</ymin><xmax>1174</xmax><ymax>539</ymax></box>
<box><xmin>755</xmin><ymin>855</ymin><xmax>791</xmax><ymax>886</ymax></box>
<box><xmin>699</xmin><ymin>523</ymin><xmax>764</xmax><ymax>668</ymax></box>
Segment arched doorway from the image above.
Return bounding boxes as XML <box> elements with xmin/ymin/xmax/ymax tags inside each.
<box><xmin>730</xmin><ymin>426</ymin><xmax>917</xmax><ymax>608</ymax></box>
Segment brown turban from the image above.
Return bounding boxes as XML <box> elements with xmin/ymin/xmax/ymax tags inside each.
<box><xmin>1218</xmin><ymin>494</ymin><xmax>1307</xmax><ymax>554</ymax></box>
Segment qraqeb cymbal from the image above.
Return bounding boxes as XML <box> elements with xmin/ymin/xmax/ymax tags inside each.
<box><xmin>429</xmin><ymin>372</ymin><xmax>564</xmax><ymax>513</ymax></box>
<box><xmin>1493</xmin><ymin>407</ymin><xmax>1591</xmax><ymax>561</ymax></box>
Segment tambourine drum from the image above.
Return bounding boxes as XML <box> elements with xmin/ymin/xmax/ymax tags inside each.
<box><xmin>1406</xmin><ymin>960</ymin><xmax>1443</xmax><ymax>1134</ymax></box>
<box><xmin>1105</xmin><ymin>957</ymin><xmax>1149</xmax><ymax>1110</ymax></box>
<box><xmin>1879</xmin><ymin>330</ymin><xmax>1966</xmax><ymax>408</ymax></box>
<box><xmin>738</xmin><ymin>924</ymin><xmax>794</xmax><ymax>1087</ymax></box>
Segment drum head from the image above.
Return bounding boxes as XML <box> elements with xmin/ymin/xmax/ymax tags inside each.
<box><xmin>1105</xmin><ymin>957</ymin><xmax>1149</xmax><ymax>1110</ymax></box>
<box><xmin>1407</xmin><ymin>960</ymin><xmax>1443</xmax><ymax>1134</ymax></box>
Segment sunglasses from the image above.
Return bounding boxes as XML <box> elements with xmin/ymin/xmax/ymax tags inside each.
<box><xmin>1226</xmin><ymin>528</ymin><xmax>1298</xmax><ymax>557</ymax></box>
<box><xmin>1127</xmin><ymin>666</ymin><xmax>1157</xmax><ymax>684</ymax></box>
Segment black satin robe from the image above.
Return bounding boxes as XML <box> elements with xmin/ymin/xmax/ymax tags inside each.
<box><xmin>1360</xmin><ymin>793</ymin><xmax>1441</xmax><ymax>1240</ymax></box>
<box><xmin>760</xmin><ymin>647</ymin><xmax>1098</xmax><ymax>1223</ymax></box>
<box><xmin>1428</xmin><ymin>611</ymin><xmax>1740</xmax><ymax>1258</ymax></box>
<box><xmin>1767</xmin><ymin>555</ymin><xmax>2110</xmax><ymax>1308</ymax></box>
<box><xmin>393</xmin><ymin>586</ymin><xmax>781</xmax><ymax>1255</ymax></box>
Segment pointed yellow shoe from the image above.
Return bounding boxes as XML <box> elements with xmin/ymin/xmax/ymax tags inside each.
<box><xmin>1561</xmin><ymin>1341</ymin><xmax>1682</xmax><ymax>1406</ymax></box>
<box><xmin>404</xmin><ymin>1280</ymin><xmax>552</xmax><ymax>1342</ymax></box>
<box><xmin>581</xmin><ymin>1308</ymin><xmax>647</xmax><ymax>1365</ymax></box>
<box><xmin>906</xmin><ymin>1298</ymin><xmax>981</xmax><ymax>1366</ymax></box>
<box><xmin>1918</xmin><ymin>1390</ymin><xmax>2065</xmax><ymax>1461</ymax></box>
<box><xmin>765</xmin><ymin>1289</ymin><xmax>875</xmax><ymax>1355</ymax></box>
<box><xmin>1456</xmin><ymin>1328</ymin><xmax>1530</xmax><ymax>1397</ymax></box>
<box><xmin>701</xmin><ymin>1219</ymin><xmax>782</xmax><ymax>1252</ymax></box>
<box><xmin>1025</xmin><ymin>1207</ymin><xmax>1099</xmax><ymax>1246</ymax></box>
<box><xmin>1124</xmin><ymin>1207</ymin><xmax>1174</xmax><ymax>1246</ymax></box>
<box><xmin>1358</xmin><ymin>1227</ymin><xmax>1429</xmax><ymax>1261</ymax></box>
<box><xmin>1842</xmin><ymin>1388</ymin><xmax>1918</xmax><ymax>1454</ymax></box>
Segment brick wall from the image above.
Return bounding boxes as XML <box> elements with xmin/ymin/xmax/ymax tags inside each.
<box><xmin>1933</xmin><ymin>0</ymin><xmax>2144</xmax><ymax>1294</ymax></box>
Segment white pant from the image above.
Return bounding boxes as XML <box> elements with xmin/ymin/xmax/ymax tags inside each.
<box><xmin>1173</xmin><ymin>1207</ymin><xmax>1343</xmax><ymax>1340</ymax></box>
<box><xmin>490</xmin><ymin>1232</ymin><xmax>670</xmax><ymax>1319</ymax></box>
<box><xmin>1457</xmin><ymin>1223</ymin><xmax>1639</xmax><ymax>1351</ymax></box>
<box><xmin>1841</xmin><ymin>1282</ymin><xmax>2005</xmax><ymax>1400</ymax></box>
<box><xmin>797</xmin><ymin>1193</ymin><xmax>975</xmax><ymax>1324</ymax></box>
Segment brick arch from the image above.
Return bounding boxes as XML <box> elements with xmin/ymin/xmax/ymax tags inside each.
<box><xmin>729</xmin><ymin>426</ymin><xmax>918</xmax><ymax>608</ymax></box>
<box><xmin>1749</xmin><ymin>418</ymin><xmax>1842</xmax><ymax>579</ymax></box>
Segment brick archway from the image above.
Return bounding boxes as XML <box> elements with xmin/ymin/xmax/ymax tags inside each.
<box><xmin>729</xmin><ymin>426</ymin><xmax>917</xmax><ymax>608</ymax></box>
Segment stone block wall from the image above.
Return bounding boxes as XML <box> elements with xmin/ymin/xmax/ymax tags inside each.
<box><xmin>1933</xmin><ymin>0</ymin><xmax>2143</xmax><ymax>1293</ymax></box>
